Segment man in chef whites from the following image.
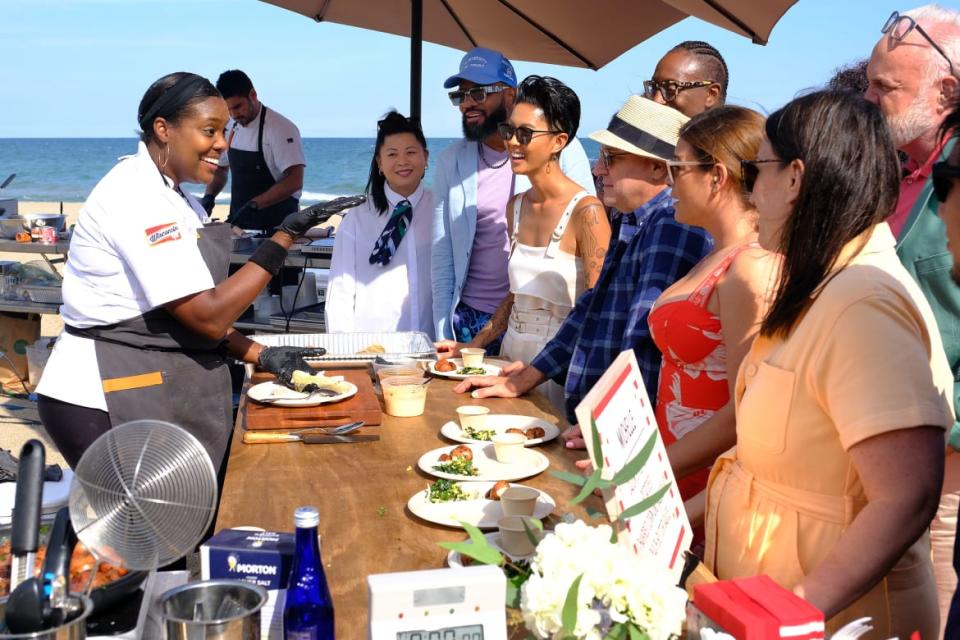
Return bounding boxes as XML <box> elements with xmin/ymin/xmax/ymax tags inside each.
<box><xmin>202</xmin><ymin>70</ymin><xmax>306</xmax><ymax>233</ymax></box>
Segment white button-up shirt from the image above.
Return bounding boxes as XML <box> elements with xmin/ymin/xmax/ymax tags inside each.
<box><xmin>325</xmin><ymin>183</ymin><xmax>434</xmax><ymax>338</ymax></box>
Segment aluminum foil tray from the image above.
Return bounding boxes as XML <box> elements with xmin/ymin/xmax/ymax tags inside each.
<box><xmin>253</xmin><ymin>331</ymin><xmax>434</xmax><ymax>361</ymax></box>
<box><xmin>21</xmin><ymin>285</ymin><xmax>63</xmax><ymax>304</ymax></box>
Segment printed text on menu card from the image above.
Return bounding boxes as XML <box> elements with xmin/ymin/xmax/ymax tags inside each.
<box><xmin>574</xmin><ymin>349</ymin><xmax>692</xmax><ymax>581</ymax></box>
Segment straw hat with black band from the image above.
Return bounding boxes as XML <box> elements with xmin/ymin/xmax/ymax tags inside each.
<box><xmin>589</xmin><ymin>95</ymin><xmax>689</xmax><ymax>162</ymax></box>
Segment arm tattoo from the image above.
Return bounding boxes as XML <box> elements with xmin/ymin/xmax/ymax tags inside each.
<box><xmin>576</xmin><ymin>204</ymin><xmax>609</xmax><ymax>287</ymax></box>
<box><xmin>473</xmin><ymin>294</ymin><xmax>515</xmax><ymax>347</ymax></box>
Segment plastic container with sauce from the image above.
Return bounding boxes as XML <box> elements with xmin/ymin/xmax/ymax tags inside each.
<box><xmin>381</xmin><ymin>375</ymin><xmax>428</xmax><ymax>417</ymax></box>
<box><xmin>375</xmin><ymin>365</ymin><xmax>424</xmax><ymax>384</ymax></box>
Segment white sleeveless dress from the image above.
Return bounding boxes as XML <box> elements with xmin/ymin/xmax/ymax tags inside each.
<box><xmin>501</xmin><ymin>191</ymin><xmax>588</xmax><ymax>411</ymax></box>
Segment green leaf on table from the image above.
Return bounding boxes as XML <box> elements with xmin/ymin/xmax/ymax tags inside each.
<box><xmin>610</xmin><ymin>430</ymin><xmax>658</xmax><ymax>487</ymax></box>
<box><xmin>609</xmin><ymin>526</ymin><xmax>619</xmax><ymax>543</ymax></box>
<box><xmin>437</xmin><ymin>522</ymin><xmax>503</xmax><ymax>566</ymax></box>
<box><xmin>520</xmin><ymin>517</ymin><xmax>544</xmax><ymax>548</ymax></box>
<box><xmin>561</xmin><ymin>574</ymin><xmax>583</xmax><ymax>633</ymax></box>
<box><xmin>550</xmin><ymin>469</ymin><xmax>589</xmax><ymax>487</ymax></box>
<box><xmin>589</xmin><ymin>413</ymin><xmax>604</xmax><ymax>471</ymax></box>
<box><xmin>627</xmin><ymin>623</ymin><xmax>646</xmax><ymax>640</ymax></box>
<box><xmin>505</xmin><ymin>570</ymin><xmax>527</xmax><ymax>608</ymax></box>
<box><xmin>617</xmin><ymin>482</ymin><xmax>671</xmax><ymax>521</ymax></box>
<box><xmin>571</xmin><ymin>468</ymin><xmax>604</xmax><ymax>505</ymax></box>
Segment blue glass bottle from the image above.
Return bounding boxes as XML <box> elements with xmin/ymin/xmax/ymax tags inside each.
<box><xmin>284</xmin><ymin>506</ymin><xmax>335</xmax><ymax>639</ymax></box>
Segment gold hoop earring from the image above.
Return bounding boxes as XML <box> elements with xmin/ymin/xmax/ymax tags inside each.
<box><xmin>159</xmin><ymin>144</ymin><xmax>170</xmax><ymax>170</ymax></box>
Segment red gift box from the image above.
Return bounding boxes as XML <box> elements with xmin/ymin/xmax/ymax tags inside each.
<box><xmin>693</xmin><ymin>575</ymin><xmax>825</xmax><ymax>640</ymax></box>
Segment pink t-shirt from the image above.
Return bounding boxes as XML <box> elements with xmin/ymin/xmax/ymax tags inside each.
<box><xmin>460</xmin><ymin>145</ymin><xmax>514</xmax><ymax>313</ymax></box>
<box><xmin>889</xmin><ymin>139</ymin><xmax>948</xmax><ymax>239</ymax></box>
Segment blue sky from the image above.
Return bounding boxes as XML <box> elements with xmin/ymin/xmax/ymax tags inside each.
<box><xmin>0</xmin><ymin>0</ymin><xmax>935</xmax><ymax>138</ymax></box>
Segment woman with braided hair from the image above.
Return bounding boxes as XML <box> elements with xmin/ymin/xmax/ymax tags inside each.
<box><xmin>644</xmin><ymin>40</ymin><xmax>729</xmax><ymax>117</ymax></box>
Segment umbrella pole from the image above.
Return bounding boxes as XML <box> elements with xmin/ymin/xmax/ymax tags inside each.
<box><xmin>410</xmin><ymin>0</ymin><xmax>422</xmax><ymax>122</ymax></box>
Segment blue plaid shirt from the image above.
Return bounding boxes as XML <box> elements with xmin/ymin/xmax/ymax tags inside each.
<box><xmin>531</xmin><ymin>189</ymin><xmax>712</xmax><ymax>423</ymax></box>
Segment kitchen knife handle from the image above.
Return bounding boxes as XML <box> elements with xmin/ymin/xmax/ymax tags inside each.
<box><xmin>243</xmin><ymin>431</ymin><xmax>299</xmax><ymax>444</ymax></box>
<box><xmin>11</xmin><ymin>439</ymin><xmax>45</xmax><ymax>555</ymax></box>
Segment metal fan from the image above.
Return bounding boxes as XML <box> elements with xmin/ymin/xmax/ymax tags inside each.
<box><xmin>68</xmin><ymin>419</ymin><xmax>219</xmax><ymax>571</ymax></box>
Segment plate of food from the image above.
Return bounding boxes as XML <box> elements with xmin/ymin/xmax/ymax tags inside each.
<box><xmin>447</xmin><ymin>531</ymin><xmax>536</xmax><ymax>566</ymax></box>
<box><xmin>429</xmin><ymin>358</ymin><xmax>502</xmax><ymax>380</ymax></box>
<box><xmin>408</xmin><ymin>480</ymin><xmax>554</xmax><ymax>530</ymax></box>
<box><xmin>247</xmin><ymin>371</ymin><xmax>357</xmax><ymax>407</ymax></box>
<box><xmin>417</xmin><ymin>443</ymin><xmax>549</xmax><ymax>482</ymax></box>
<box><xmin>440</xmin><ymin>415</ymin><xmax>560</xmax><ymax>446</ymax></box>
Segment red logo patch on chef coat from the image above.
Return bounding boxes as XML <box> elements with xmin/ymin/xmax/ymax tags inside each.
<box><xmin>145</xmin><ymin>222</ymin><xmax>182</xmax><ymax>246</ymax></box>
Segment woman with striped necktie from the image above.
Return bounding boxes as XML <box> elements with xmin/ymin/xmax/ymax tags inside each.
<box><xmin>325</xmin><ymin>111</ymin><xmax>435</xmax><ymax>337</ymax></box>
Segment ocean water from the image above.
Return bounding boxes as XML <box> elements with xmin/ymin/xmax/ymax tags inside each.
<box><xmin>0</xmin><ymin>137</ymin><xmax>601</xmax><ymax>205</ymax></box>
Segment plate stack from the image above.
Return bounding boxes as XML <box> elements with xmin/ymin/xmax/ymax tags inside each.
<box><xmin>0</xmin><ymin>468</ymin><xmax>74</xmax><ymax>527</ymax></box>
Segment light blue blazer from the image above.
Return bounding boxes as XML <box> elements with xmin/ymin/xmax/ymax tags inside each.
<box><xmin>430</xmin><ymin>137</ymin><xmax>596</xmax><ymax>339</ymax></box>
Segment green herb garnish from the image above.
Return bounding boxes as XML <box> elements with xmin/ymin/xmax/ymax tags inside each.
<box><xmin>427</xmin><ymin>479</ymin><xmax>473</xmax><ymax>503</ymax></box>
<box><xmin>462</xmin><ymin>425</ymin><xmax>496</xmax><ymax>441</ymax></box>
<box><xmin>456</xmin><ymin>366</ymin><xmax>487</xmax><ymax>376</ymax></box>
<box><xmin>432</xmin><ymin>456</ymin><xmax>478</xmax><ymax>477</ymax></box>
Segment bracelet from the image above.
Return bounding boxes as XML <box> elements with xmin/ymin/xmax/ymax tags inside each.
<box><xmin>248</xmin><ymin>239</ymin><xmax>288</xmax><ymax>276</ymax></box>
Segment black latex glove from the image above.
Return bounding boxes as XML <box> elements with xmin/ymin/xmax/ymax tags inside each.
<box><xmin>278</xmin><ymin>195</ymin><xmax>367</xmax><ymax>237</ymax></box>
<box><xmin>227</xmin><ymin>200</ymin><xmax>258</xmax><ymax>226</ymax></box>
<box><xmin>258</xmin><ymin>346</ymin><xmax>327</xmax><ymax>388</ymax></box>
<box><xmin>200</xmin><ymin>194</ymin><xmax>216</xmax><ymax>215</ymax></box>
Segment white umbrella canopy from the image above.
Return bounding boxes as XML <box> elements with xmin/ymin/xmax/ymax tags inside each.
<box><xmin>261</xmin><ymin>0</ymin><xmax>798</xmax><ymax>116</ymax></box>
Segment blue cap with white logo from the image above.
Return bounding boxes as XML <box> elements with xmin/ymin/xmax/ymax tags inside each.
<box><xmin>443</xmin><ymin>47</ymin><xmax>517</xmax><ymax>89</ymax></box>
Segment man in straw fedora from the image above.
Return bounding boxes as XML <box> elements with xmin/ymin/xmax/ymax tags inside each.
<box><xmin>455</xmin><ymin>96</ymin><xmax>712</xmax><ymax>433</ymax></box>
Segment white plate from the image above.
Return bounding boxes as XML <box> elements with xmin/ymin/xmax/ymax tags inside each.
<box><xmin>429</xmin><ymin>359</ymin><xmax>502</xmax><ymax>380</ymax></box>
<box><xmin>417</xmin><ymin>443</ymin><xmax>549</xmax><ymax>482</ymax></box>
<box><xmin>408</xmin><ymin>481</ymin><xmax>555</xmax><ymax>530</ymax></box>
<box><xmin>247</xmin><ymin>380</ymin><xmax>358</xmax><ymax>407</ymax></box>
<box><xmin>447</xmin><ymin>531</ymin><xmax>535</xmax><ymax>566</ymax></box>
<box><xmin>440</xmin><ymin>415</ymin><xmax>560</xmax><ymax>446</ymax></box>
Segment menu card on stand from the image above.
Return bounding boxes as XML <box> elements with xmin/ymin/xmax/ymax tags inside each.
<box><xmin>575</xmin><ymin>349</ymin><xmax>692</xmax><ymax>581</ymax></box>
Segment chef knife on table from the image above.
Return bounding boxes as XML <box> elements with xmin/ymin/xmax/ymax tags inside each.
<box><xmin>10</xmin><ymin>439</ymin><xmax>45</xmax><ymax>591</ymax></box>
<box><xmin>243</xmin><ymin>431</ymin><xmax>379</xmax><ymax>444</ymax></box>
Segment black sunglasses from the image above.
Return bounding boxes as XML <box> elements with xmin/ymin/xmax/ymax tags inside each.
<box><xmin>448</xmin><ymin>85</ymin><xmax>503</xmax><ymax>106</ymax></box>
<box><xmin>882</xmin><ymin>11</ymin><xmax>957</xmax><ymax>78</ymax></box>
<box><xmin>740</xmin><ymin>159</ymin><xmax>784</xmax><ymax>193</ymax></box>
<box><xmin>642</xmin><ymin>79</ymin><xmax>715</xmax><ymax>103</ymax></box>
<box><xmin>497</xmin><ymin>123</ymin><xmax>558</xmax><ymax>146</ymax></box>
<box><xmin>933</xmin><ymin>161</ymin><xmax>960</xmax><ymax>204</ymax></box>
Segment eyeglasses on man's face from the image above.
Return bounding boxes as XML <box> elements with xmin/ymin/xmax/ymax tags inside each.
<box><xmin>665</xmin><ymin>160</ymin><xmax>714</xmax><ymax>184</ymax></box>
<box><xmin>882</xmin><ymin>11</ymin><xmax>957</xmax><ymax>78</ymax></box>
<box><xmin>448</xmin><ymin>84</ymin><xmax>504</xmax><ymax>106</ymax></box>
<box><xmin>598</xmin><ymin>149</ymin><xmax>632</xmax><ymax>170</ymax></box>
<box><xmin>740</xmin><ymin>159</ymin><xmax>785</xmax><ymax>193</ymax></box>
<box><xmin>497</xmin><ymin>123</ymin><xmax>558</xmax><ymax>146</ymax></box>
<box><xmin>933</xmin><ymin>160</ymin><xmax>960</xmax><ymax>204</ymax></box>
<box><xmin>642</xmin><ymin>79</ymin><xmax>715</xmax><ymax>103</ymax></box>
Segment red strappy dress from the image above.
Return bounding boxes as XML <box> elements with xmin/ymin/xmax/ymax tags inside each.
<box><xmin>649</xmin><ymin>243</ymin><xmax>759</xmax><ymax>502</ymax></box>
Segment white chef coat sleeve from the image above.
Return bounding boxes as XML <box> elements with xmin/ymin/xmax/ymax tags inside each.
<box><xmin>324</xmin><ymin>209</ymin><xmax>359</xmax><ymax>333</ymax></box>
<box><xmin>108</xmin><ymin>204</ymin><xmax>215</xmax><ymax>308</ymax></box>
<box><xmin>265</xmin><ymin>117</ymin><xmax>306</xmax><ymax>175</ymax></box>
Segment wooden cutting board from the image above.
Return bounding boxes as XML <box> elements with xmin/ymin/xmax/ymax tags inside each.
<box><xmin>244</xmin><ymin>368</ymin><xmax>382</xmax><ymax>429</ymax></box>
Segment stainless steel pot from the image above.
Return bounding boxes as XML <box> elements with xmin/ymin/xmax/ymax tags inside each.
<box><xmin>161</xmin><ymin>580</ymin><xmax>267</xmax><ymax>640</ymax></box>
<box><xmin>0</xmin><ymin>594</ymin><xmax>93</xmax><ymax>640</ymax></box>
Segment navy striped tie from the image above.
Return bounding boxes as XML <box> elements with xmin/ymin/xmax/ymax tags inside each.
<box><xmin>369</xmin><ymin>199</ymin><xmax>412</xmax><ymax>266</ymax></box>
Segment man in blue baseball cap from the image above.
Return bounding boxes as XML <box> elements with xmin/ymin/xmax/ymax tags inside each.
<box><xmin>432</xmin><ymin>47</ymin><xmax>595</xmax><ymax>348</ymax></box>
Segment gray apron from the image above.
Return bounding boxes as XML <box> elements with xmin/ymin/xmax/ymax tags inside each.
<box><xmin>64</xmin><ymin>222</ymin><xmax>235</xmax><ymax>467</ymax></box>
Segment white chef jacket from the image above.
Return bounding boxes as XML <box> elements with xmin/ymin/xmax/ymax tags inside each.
<box><xmin>325</xmin><ymin>184</ymin><xmax>434</xmax><ymax>338</ymax></box>
<box><xmin>218</xmin><ymin>104</ymin><xmax>306</xmax><ymax>199</ymax></box>
<box><xmin>37</xmin><ymin>142</ymin><xmax>215</xmax><ymax>411</ymax></box>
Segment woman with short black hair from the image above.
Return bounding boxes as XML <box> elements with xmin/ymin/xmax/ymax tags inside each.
<box><xmin>705</xmin><ymin>90</ymin><xmax>953</xmax><ymax>636</ymax></box>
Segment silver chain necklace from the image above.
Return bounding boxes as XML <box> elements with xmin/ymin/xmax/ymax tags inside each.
<box><xmin>478</xmin><ymin>142</ymin><xmax>509</xmax><ymax>169</ymax></box>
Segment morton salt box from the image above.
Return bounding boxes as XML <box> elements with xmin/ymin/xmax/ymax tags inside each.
<box><xmin>200</xmin><ymin>528</ymin><xmax>295</xmax><ymax>640</ymax></box>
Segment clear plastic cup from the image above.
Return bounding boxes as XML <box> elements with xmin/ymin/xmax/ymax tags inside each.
<box><xmin>460</xmin><ymin>348</ymin><xmax>486</xmax><ymax>367</ymax></box>
<box><xmin>381</xmin><ymin>375</ymin><xmax>428</xmax><ymax>417</ymax></box>
<box><xmin>376</xmin><ymin>365</ymin><xmax>424</xmax><ymax>384</ymax></box>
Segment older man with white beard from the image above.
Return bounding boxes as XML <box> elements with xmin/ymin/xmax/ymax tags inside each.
<box><xmin>866</xmin><ymin>5</ymin><xmax>960</xmax><ymax>633</ymax></box>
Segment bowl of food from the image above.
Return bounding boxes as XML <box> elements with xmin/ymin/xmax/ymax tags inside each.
<box><xmin>18</xmin><ymin>213</ymin><xmax>66</xmax><ymax>234</ymax></box>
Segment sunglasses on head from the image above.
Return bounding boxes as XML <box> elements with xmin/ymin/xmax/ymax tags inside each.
<box><xmin>497</xmin><ymin>123</ymin><xmax>558</xmax><ymax>146</ymax></box>
<box><xmin>448</xmin><ymin>84</ymin><xmax>503</xmax><ymax>106</ymax></box>
<box><xmin>882</xmin><ymin>11</ymin><xmax>957</xmax><ymax>78</ymax></box>
<box><xmin>739</xmin><ymin>158</ymin><xmax>785</xmax><ymax>193</ymax></box>
<box><xmin>933</xmin><ymin>160</ymin><xmax>960</xmax><ymax>204</ymax></box>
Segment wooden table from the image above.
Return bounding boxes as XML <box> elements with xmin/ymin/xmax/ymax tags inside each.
<box><xmin>215</xmin><ymin>375</ymin><xmax>595</xmax><ymax>638</ymax></box>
